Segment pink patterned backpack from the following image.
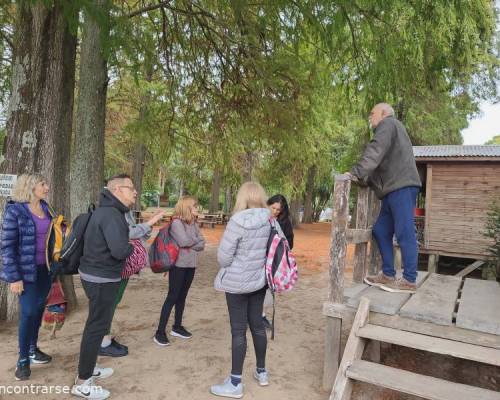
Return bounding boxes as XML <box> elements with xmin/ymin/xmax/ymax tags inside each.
<box><xmin>122</xmin><ymin>239</ymin><xmax>148</xmax><ymax>278</ymax></box>
<box><xmin>265</xmin><ymin>219</ymin><xmax>298</xmax><ymax>294</ymax></box>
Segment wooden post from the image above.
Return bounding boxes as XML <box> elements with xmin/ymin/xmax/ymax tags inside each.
<box><xmin>353</xmin><ymin>187</ymin><xmax>369</xmax><ymax>283</ymax></box>
<box><xmin>394</xmin><ymin>245</ymin><xmax>402</xmax><ymax>273</ymax></box>
<box><xmin>323</xmin><ymin>174</ymin><xmax>351</xmax><ymax>391</ymax></box>
<box><xmin>329</xmin><ymin>174</ymin><xmax>351</xmax><ymax>303</ymax></box>
<box><xmin>367</xmin><ymin>190</ymin><xmax>382</xmax><ymax>275</ymax></box>
<box><xmin>428</xmin><ymin>254</ymin><xmax>439</xmax><ymax>274</ymax></box>
<box><xmin>423</xmin><ymin>164</ymin><xmax>432</xmax><ymax>248</ymax></box>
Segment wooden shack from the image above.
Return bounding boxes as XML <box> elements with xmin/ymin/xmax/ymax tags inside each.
<box><xmin>414</xmin><ymin>145</ymin><xmax>500</xmax><ymax>265</ymax></box>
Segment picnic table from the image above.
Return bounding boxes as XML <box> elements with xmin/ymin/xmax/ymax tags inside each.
<box><xmin>134</xmin><ymin>207</ymin><xmax>174</xmax><ymax>226</ymax></box>
<box><xmin>198</xmin><ymin>213</ymin><xmax>227</xmax><ymax>228</ymax></box>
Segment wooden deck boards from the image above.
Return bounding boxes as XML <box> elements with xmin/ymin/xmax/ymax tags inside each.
<box><xmin>456</xmin><ymin>278</ymin><xmax>500</xmax><ymax>335</ymax></box>
<box><xmin>338</xmin><ymin>273</ymin><xmax>500</xmax><ymax>339</ymax></box>
<box><xmin>344</xmin><ymin>272</ymin><xmax>428</xmax><ymax>315</ymax></box>
<box><xmin>399</xmin><ymin>274</ymin><xmax>461</xmax><ymax>326</ymax></box>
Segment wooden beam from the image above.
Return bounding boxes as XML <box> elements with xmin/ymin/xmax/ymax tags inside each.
<box><xmin>346</xmin><ymin>229</ymin><xmax>372</xmax><ymax>244</ymax></box>
<box><xmin>322</xmin><ymin>302</ymin><xmax>500</xmax><ymax>350</ymax></box>
<box><xmin>357</xmin><ymin>324</ymin><xmax>500</xmax><ymax>366</ymax></box>
<box><xmin>418</xmin><ymin>248</ymin><xmax>489</xmax><ymax>261</ymax></box>
<box><xmin>330</xmin><ymin>297</ymin><xmax>370</xmax><ymax>400</ymax></box>
<box><xmin>370</xmin><ymin>314</ymin><xmax>500</xmax><ymax>350</ymax></box>
<box><xmin>347</xmin><ymin>360</ymin><xmax>500</xmax><ymax>400</ymax></box>
<box><xmin>455</xmin><ymin>260</ymin><xmax>484</xmax><ymax>277</ymax></box>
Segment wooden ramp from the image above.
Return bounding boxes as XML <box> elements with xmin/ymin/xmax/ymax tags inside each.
<box><xmin>330</xmin><ymin>298</ymin><xmax>500</xmax><ymax>400</ymax></box>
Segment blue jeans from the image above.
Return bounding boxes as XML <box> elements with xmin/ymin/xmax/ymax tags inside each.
<box><xmin>18</xmin><ymin>266</ymin><xmax>51</xmax><ymax>360</ymax></box>
<box><xmin>372</xmin><ymin>186</ymin><xmax>419</xmax><ymax>283</ymax></box>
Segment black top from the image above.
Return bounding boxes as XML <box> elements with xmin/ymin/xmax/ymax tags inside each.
<box><xmin>79</xmin><ymin>189</ymin><xmax>133</xmax><ymax>279</ymax></box>
<box><xmin>279</xmin><ymin>216</ymin><xmax>294</xmax><ymax>250</ymax></box>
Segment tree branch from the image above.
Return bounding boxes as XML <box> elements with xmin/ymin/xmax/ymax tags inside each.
<box><xmin>126</xmin><ymin>1</ymin><xmax>171</xmax><ymax>18</ymax></box>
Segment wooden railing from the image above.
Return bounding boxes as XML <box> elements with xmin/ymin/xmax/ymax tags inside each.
<box><xmin>323</xmin><ymin>174</ymin><xmax>381</xmax><ymax>390</ymax></box>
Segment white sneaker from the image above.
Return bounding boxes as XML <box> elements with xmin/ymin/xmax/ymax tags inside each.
<box><xmin>210</xmin><ymin>377</ymin><xmax>243</xmax><ymax>398</ymax></box>
<box><xmin>71</xmin><ymin>377</ymin><xmax>110</xmax><ymax>400</ymax></box>
<box><xmin>254</xmin><ymin>370</ymin><xmax>269</xmax><ymax>386</ymax></box>
<box><xmin>92</xmin><ymin>365</ymin><xmax>113</xmax><ymax>380</ymax></box>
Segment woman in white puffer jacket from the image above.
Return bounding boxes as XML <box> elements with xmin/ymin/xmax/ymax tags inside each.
<box><xmin>212</xmin><ymin>181</ymin><xmax>273</xmax><ymax>398</ymax></box>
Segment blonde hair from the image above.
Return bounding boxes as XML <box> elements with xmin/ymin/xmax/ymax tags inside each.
<box><xmin>174</xmin><ymin>196</ymin><xmax>198</xmax><ymax>223</ymax></box>
<box><xmin>233</xmin><ymin>182</ymin><xmax>267</xmax><ymax>214</ymax></box>
<box><xmin>11</xmin><ymin>173</ymin><xmax>47</xmax><ymax>203</ymax></box>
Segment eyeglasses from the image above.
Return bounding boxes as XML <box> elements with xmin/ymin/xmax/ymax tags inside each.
<box><xmin>119</xmin><ymin>186</ymin><xmax>136</xmax><ymax>192</ymax></box>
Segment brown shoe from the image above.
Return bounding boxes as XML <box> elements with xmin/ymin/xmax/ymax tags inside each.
<box><xmin>380</xmin><ymin>277</ymin><xmax>417</xmax><ymax>294</ymax></box>
<box><xmin>364</xmin><ymin>271</ymin><xmax>395</xmax><ymax>288</ymax></box>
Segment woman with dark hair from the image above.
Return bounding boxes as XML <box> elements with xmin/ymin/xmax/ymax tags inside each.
<box><xmin>261</xmin><ymin>194</ymin><xmax>295</xmax><ymax>329</ymax></box>
<box><xmin>267</xmin><ymin>194</ymin><xmax>294</xmax><ymax>249</ymax></box>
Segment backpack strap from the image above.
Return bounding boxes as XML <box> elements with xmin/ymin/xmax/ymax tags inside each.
<box><xmin>271</xmin><ymin>290</ymin><xmax>276</xmax><ymax>340</ymax></box>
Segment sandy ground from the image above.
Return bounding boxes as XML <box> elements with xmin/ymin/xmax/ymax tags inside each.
<box><xmin>0</xmin><ymin>223</ymin><xmax>498</xmax><ymax>400</ymax></box>
<box><xmin>0</xmin><ymin>224</ymin><xmax>336</xmax><ymax>400</ymax></box>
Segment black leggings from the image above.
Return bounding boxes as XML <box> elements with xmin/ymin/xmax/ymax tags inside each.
<box><xmin>157</xmin><ymin>266</ymin><xmax>195</xmax><ymax>333</ymax></box>
<box><xmin>226</xmin><ymin>287</ymin><xmax>267</xmax><ymax>375</ymax></box>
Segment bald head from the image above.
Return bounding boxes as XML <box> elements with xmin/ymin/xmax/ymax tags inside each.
<box><xmin>369</xmin><ymin>103</ymin><xmax>395</xmax><ymax>129</ymax></box>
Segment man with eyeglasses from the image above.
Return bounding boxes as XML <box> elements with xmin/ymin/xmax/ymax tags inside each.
<box><xmin>72</xmin><ymin>174</ymin><xmax>135</xmax><ymax>400</ymax></box>
<box><xmin>347</xmin><ymin>103</ymin><xmax>421</xmax><ymax>294</ymax></box>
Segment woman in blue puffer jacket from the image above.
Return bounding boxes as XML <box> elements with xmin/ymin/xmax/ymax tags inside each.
<box><xmin>0</xmin><ymin>174</ymin><xmax>55</xmax><ymax>381</ymax></box>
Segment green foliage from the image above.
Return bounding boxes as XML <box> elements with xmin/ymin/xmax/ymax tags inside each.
<box><xmin>4</xmin><ymin>0</ymin><xmax>497</xmax><ymax>215</ymax></box>
<box><xmin>486</xmin><ymin>135</ymin><xmax>500</xmax><ymax>145</ymax></box>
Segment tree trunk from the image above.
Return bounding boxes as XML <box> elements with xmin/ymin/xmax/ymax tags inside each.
<box><xmin>0</xmin><ymin>1</ymin><xmax>77</xmax><ymax>320</ymax></box>
<box><xmin>131</xmin><ymin>144</ymin><xmax>146</xmax><ymax>210</ymax></box>
<box><xmin>289</xmin><ymin>197</ymin><xmax>302</xmax><ymax>228</ymax></box>
<box><xmin>70</xmin><ymin>0</ymin><xmax>109</xmax><ymax>218</ymax></box>
<box><xmin>303</xmin><ymin>165</ymin><xmax>316</xmax><ymax>224</ymax></box>
<box><xmin>209</xmin><ymin>168</ymin><xmax>222</xmax><ymax>213</ymax></box>
<box><xmin>131</xmin><ymin>64</ymin><xmax>153</xmax><ymax>210</ymax></box>
<box><xmin>179</xmin><ymin>179</ymin><xmax>185</xmax><ymax>197</ymax></box>
<box><xmin>224</xmin><ymin>186</ymin><xmax>233</xmax><ymax>213</ymax></box>
<box><xmin>242</xmin><ymin>151</ymin><xmax>254</xmax><ymax>182</ymax></box>
<box><xmin>69</xmin><ymin>0</ymin><xmax>110</xmax><ymax>311</ymax></box>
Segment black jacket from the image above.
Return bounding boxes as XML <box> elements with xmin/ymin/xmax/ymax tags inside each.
<box><xmin>79</xmin><ymin>189</ymin><xmax>133</xmax><ymax>279</ymax></box>
<box><xmin>279</xmin><ymin>216</ymin><xmax>294</xmax><ymax>250</ymax></box>
<box><xmin>351</xmin><ymin>116</ymin><xmax>421</xmax><ymax>199</ymax></box>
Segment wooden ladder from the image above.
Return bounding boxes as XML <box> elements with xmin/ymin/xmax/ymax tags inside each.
<box><xmin>330</xmin><ymin>297</ymin><xmax>500</xmax><ymax>400</ymax></box>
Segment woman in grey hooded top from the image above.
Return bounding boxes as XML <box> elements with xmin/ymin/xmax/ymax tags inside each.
<box><xmin>211</xmin><ymin>181</ymin><xmax>273</xmax><ymax>399</ymax></box>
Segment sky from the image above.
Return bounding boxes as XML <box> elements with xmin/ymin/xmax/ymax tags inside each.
<box><xmin>461</xmin><ymin>102</ymin><xmax>500</xmax><ymax>144</ymax></box>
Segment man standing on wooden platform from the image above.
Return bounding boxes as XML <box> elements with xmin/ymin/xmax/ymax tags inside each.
<box><xmin>347</xmin><ymin>103</ymin><xmax>422</xmax><ymax>293</ymax></box>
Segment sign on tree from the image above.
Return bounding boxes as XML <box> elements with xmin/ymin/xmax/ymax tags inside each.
<box><xmin>0</xmin><ymin>174</ymin><xmax>17</xmax><ymax>197</ymax></box>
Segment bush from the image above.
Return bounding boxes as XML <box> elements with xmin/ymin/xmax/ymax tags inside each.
<box><xmin>483</xmin><ymin>202</ymin><xmax>500</xmax><ymax>280</ymax></box>
<box><xmin>141</xmin><ymin>190</ymin><xmax>160</xmax><ymax>208</ymax></box>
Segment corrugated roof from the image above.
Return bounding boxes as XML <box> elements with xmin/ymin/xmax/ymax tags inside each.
<box><xmin>413</xmin><ymin>145</ymin><xmax>500</xmax><ymax>158</ymax></box>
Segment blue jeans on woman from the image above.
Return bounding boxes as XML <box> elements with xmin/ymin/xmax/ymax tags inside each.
<box><xmin>372</xmin><ymin>186</ymin><xmax>419</xmax><ymax>283</ymax></box>
<box><xmin>18</xmin><ymin>266</ymin><xmax>51</xmax><ymax>360</ymax></box>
